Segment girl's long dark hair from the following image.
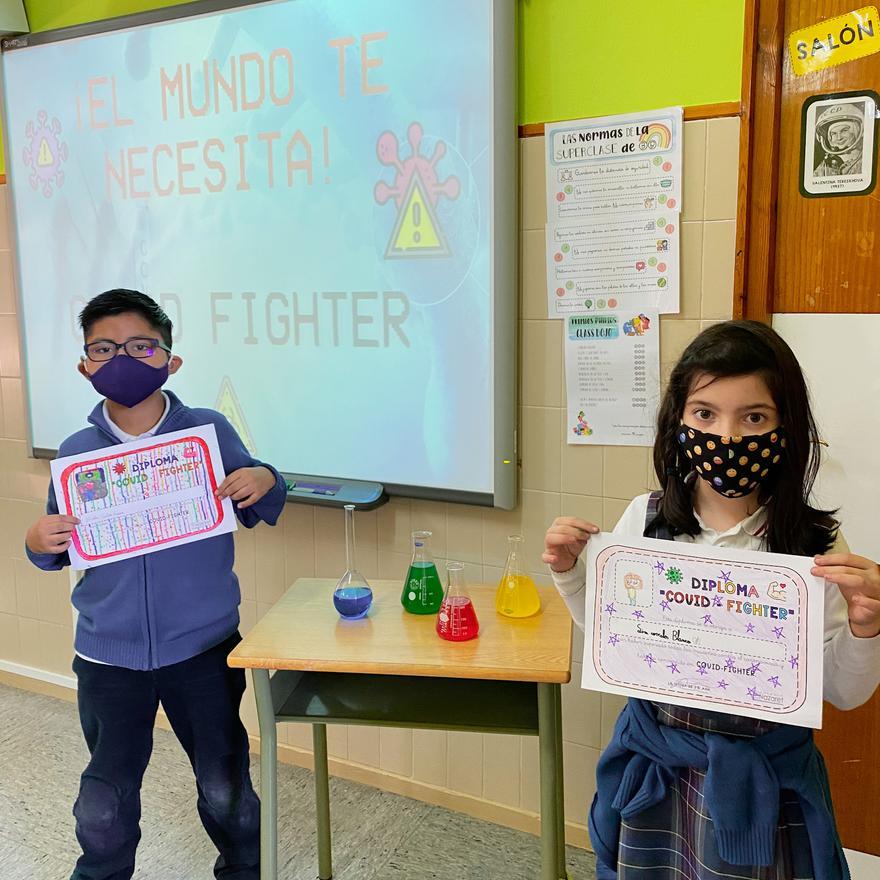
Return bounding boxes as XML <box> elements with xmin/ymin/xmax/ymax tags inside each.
<box><xmin>652</xmin><ymin>320</ymin><xmax>837</xmax><ymax>556</ymax></box>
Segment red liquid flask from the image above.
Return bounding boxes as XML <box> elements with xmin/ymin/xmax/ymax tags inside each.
<box><xmin>436</xmin><ymin>562</ymin><xmax>479</xmax><ymax>642</ymax></box>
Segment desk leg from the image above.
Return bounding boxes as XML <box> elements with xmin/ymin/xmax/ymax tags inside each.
<box><xmin>538</xmin><ymin>683</ymin><xmax>566</xmax><ymax>880</ymax></box>
<box><xmin>553</xmin><ymin>684</ymin><xmax>568</xmax><ymax>880</ymax></box>
<box><xmin>252</xmin><ymin>670</ymin><xmax>277</xmax><ymax>880</ymax></box>
<box><xmin>312</xmin><ymin>723</ymin><xmax>333</xmax><ymax>880</ymax></box>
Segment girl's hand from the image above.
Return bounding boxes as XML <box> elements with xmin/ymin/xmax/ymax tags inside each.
<box><xmin>543</xmin><ymin>517</ymin><xmax>600</xmax><ymax>573</ymax></box>
<box><xmin>216</xmin><ymin>466</ymin><xmax>277</xmax><ymax>509</ymax></box>
<box><xmin>812</xmin><ymin>553</ymin><xmax>880</xmax><ymax>639</ymax></box>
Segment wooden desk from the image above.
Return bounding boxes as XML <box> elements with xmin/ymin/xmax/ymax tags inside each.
<box><xmin>228</xmin><ymin>579</ymin><xmax>573</xmax><ymax>880</ymax></box>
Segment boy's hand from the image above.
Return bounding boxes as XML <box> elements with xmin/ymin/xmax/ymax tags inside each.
<box><xmin>216</xmin><ymin>466</ymin><xmax>277</xmax><ymax>509</ymax></box>
<box><xmin>543</xmin><ymin>517</ymin><xmax>600</xmax><ymax>573</ymax></box>
<box><xmin>813</xmin><ymin>553</ymin><xmax>880</xmax><ymax>639</ymax></box>
<box><xmin>26</xmin><ymin>515</ymin><xmax>80</xmax><ymax>555</ymax></box>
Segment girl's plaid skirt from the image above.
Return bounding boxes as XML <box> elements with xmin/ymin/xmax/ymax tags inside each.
<box><xmin>598</xmin><ymin>703</ymin><xmax>815</xmax><ymax>880</ymax></box>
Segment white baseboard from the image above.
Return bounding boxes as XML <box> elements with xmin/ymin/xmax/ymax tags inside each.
<box><xmin>845</xmin><ymin>849</ymin><xmax>880</xmax><ymax>880</ymax></box>
<box><xmin>0</xmin><ymin>659</ymin><xmax>77</xmax><ymax>690</ymax></box>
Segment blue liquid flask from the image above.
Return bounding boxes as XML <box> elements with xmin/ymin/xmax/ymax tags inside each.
<box><xmin>333</xmin><ymin>504</ymin><xmax>373</xmax><ymax>619</ymax></box>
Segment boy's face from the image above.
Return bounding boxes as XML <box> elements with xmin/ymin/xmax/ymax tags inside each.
<box><xmin>78</xmin><ymin>312</ymin><xmax>182</xmax><ymax>379</ymax></box>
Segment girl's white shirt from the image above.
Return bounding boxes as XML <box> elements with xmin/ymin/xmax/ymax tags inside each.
<box><xmin>552</xmin><ymin>493</ymin><xmax>880</xmax><ymax>711</ymax></box>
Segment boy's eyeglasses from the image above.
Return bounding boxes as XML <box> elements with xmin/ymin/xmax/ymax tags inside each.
<box><xmin>83</xmin><ymin>337</ymin><xmax>172</xmax><ymax>362</ymax></box>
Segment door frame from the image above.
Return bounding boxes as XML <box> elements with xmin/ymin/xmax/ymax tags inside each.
<box><xmin>734</xmin><ymin>0</ymin><xmax>782</xmax><ymax>324</ymax></box>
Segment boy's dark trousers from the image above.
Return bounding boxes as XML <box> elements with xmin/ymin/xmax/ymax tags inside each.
<box><xmin>70</xmin><ymin>633</ymin><xmax>260</xmax><ymax>880</ymax></box>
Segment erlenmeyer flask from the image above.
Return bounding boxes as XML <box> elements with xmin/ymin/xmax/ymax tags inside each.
<box><xmin>333</xmin><ymin>505</ymin><xmax>373</xmax><ymax>619</ymax></box>
<box><xmin>496</xmin><ymin>535</ymin><xmax>541</xmax><ymax>618</ymax></box>
<box><xmin>436</xmin><ymin>562</ymin><xmax>479</xmax><ymax>642</ymax></box>
<box><xmin>401</xmin><ymin>530</ymin><xmax>444</xmax><ymax>614</ymax></box>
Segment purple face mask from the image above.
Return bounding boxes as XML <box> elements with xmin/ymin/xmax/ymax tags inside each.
<box><xmin>88</xmin><ymin>355</ymin><xmax>169</xmax><ymax>408</ymax></box>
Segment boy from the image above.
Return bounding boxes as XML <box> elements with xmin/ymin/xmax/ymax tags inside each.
<box><xmin>25</xmin><ymin>289</ymin><xmax>286</xmax><ymax>880</ymax></box>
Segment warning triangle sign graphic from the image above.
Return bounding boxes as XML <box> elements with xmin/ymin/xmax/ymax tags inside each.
<box><xmin>214</xmin><ymin>376</ymin><xmax>256</xmax><ymax>455</ymax></box>
<box><xmin>384</xmin><ymin>172</ymin><xmax>451</xmax><ymax>259</ymax></box>
<box><xmin>37</xmin><ymin>138</ymin><xmax>54</xmax><ymax>167</ymax></box>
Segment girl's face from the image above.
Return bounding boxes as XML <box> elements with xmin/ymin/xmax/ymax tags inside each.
<box><xmin>682</xmin><ymin>372</ymin><xmax>779</xmax><ymax>438</ymax></box>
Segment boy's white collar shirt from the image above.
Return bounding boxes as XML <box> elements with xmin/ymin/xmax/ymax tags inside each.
<box><xmin>102</xmin><ymin>392</ymin><xmax>170</xmax><ymax>443</ymax></box>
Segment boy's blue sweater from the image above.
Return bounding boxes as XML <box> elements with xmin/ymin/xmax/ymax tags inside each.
<box><xmin>590</xmin><ymin>698</ymin><xmax>849</xmax><ymax>879</ymax></box>
<box><xmin>26</xmin><ymin>391</ymin><xmax>287</xmax><ymax>670</ymax></box>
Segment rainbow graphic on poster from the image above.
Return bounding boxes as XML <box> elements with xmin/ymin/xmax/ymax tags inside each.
<box><xmin>639</xmin><ymin>123</ymin><xmax>672</xmax><ymax>151</ymax></box>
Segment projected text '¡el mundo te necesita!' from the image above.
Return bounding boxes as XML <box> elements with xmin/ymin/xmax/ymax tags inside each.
<box><xmin>74</xmin><ymin>35</ymin><xmax>390</xmax><ymax>200</ymax></box>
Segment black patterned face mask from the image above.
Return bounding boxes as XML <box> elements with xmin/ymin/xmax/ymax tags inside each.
<box><xmin>676</xmin><ymin>424</ymin><xmax>786</xmax><ymax>498</ymax></box>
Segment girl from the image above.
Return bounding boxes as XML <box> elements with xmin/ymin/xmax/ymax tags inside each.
<box><xmin>544</xmin><ymin>321</ymin><xmax>880</xmax><ymax>880</ymax></box>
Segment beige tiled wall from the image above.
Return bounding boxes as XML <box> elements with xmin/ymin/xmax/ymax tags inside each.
<box><xmin>0</xmin><ymin>116</ymin><xmax>738</xmax><ymax>842</ymax></box>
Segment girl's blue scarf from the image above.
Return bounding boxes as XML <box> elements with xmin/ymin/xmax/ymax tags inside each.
<box><xmin>589</xmin><ymin>698</ymin><xmax>849</xmax><ymax>879</ymax></box>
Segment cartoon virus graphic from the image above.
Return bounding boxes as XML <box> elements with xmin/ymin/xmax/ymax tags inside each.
<box><xmin>665</xmin><ymin>566</ymin><xmax>683</xmax><ymax>585</ymax></box>
<box><xmin>112</xmin><ymin>462</ymin><xmax>127</xmax><ymax>476</ymax></box>
<box><xmin>374</xmin><ymin>122</ymin><xmax>460</xmax><ymax>259</ymax></box>
<box><xmin>23</xmin><ymin>110</ymin><xmax>69</xmax><ymax>198</ymax></box>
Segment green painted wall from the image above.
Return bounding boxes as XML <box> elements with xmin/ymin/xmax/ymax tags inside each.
<box><xmin>519</xmin><ymin>0</ymin><xmax>746</xmax><ymax>124</ymax></box>
<box><xmin>23</xmin><ymin>0</ymin><xmax>189</xmax><ymax>31</ymax></box>
<box><xmin>5</xmin><ymin>1</ymin><xmax>745</xmax><ymax>175</ymax></box>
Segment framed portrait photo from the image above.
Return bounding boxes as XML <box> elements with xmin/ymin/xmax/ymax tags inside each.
<box><xmin>800</xmin><ymin>90</ymin><xmax>879</xmax><ymax>198</ymax></box>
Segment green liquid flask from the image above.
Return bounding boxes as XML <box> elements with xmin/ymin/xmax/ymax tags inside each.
<box><xmin>401</xmin><ymin>530</ymin><xmax>444</xmax><ymax>614</ymax></box>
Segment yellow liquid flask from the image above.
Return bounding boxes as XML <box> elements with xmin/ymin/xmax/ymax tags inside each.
<box><xmin>496</xmin><ymin>535</ymin><xmax>541</xmax><ymax>618</ymax></box>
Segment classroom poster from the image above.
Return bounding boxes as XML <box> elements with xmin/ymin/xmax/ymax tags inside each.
<box><xmin>582</xmin><ymin>534</ymin><xmax>825</xmax><ymax>728</ymax></box>
<box><xmin>564</xmin><ymin>310</ymin><xmax>660</xmax><ymax>446</ymax></box>
<box><xmin>51</xmin><ymin>425</ymin><xmax>236</xmax><ymax>570</ymax></box>
<box><xmin>545</xmin><ymin>107</ymin><xmax>683</xmax><ymax>224</ymax></box>
<box><xmin>546</xmin><ymin>211</ymin><xmax>680</xmax><ymax>317</ymax></box>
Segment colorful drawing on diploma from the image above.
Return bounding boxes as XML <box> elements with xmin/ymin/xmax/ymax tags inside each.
<box><xmin>51</xmin><ymin>424</ymin><xmax>236</xmax><ymax>570</ymax></box>
<box><xmin>75</xmin><ymin>468</ymin><xmax>108</xmax><ymax>503</ymax></box>
<box><xmin>582</xmin><ymin>534</ymin><xmax>825</xmax><ymax>728</ymax></box>
<box><xmin>623</xmin><ymin>572</ymin><xmax>644</xmax><ymax>605</ymax></box>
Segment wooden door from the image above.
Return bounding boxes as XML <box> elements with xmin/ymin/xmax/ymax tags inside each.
<box><xmin>775</xmin><ymin>2</ymin><xmax>880</xmax><ymax>313</ymax></box>
<box><xmin>740</xmin><ymin>0</ymin><xmax>880</xmax><ymax>855</ymax></box>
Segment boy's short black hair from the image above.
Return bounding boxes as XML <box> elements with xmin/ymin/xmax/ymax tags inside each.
<box><xmin>79</xmin><ymin>289</ymin><xmax>173</xmax><ymax>348</ymax></box>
